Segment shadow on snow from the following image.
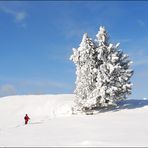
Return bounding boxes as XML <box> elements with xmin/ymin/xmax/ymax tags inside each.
<box><xmin>94</xmin><ymin>99</ymin><xmax>148</xmax><ymax>113</ymax></box>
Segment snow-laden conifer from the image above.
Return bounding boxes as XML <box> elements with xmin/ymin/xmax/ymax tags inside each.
<box><xmin>70</xmin><ymin>26</ymin><xmax>133</xmax><ymax>113</ymax></box>
<box><xmin>70</xmin><ymin>33</ymin><xmax>96</xmax><ymax>111</ymax></box>
<box><xmin>84</xmin><ymin>26</ymin><xmax>133</xmax><ymax>109</ymax></box>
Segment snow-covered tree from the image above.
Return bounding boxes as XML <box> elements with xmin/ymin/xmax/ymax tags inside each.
<box><xmin>70</xmin><ymin>33</ymin><xmax>96</xmax><ymax>111</ymax></box>
<box><xmin>70</xmin><ymin>26</ymin><xmax>133</xmax><ymax>113</ymax></box>
<box><xmin>86</xmin><ymin>26</ymin><xmax>134</xmax><ymax>108</ymax></box>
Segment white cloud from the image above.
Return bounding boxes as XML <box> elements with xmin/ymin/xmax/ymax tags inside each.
<box><xmin>118</xmin><ymin>39</ymin><xmax>132</xmax><ymax>43</ymax></box>
<box><xmin>15</xmin><ymin>11</ymin><xmax>27</xmax><ymax>22</ymax></box>
<box><xmin>128</xmin><ymin>49</ymin><xmax>148</xmax><ymax>67</ymax></box>
<box><xmin>134</xmin><ymin>59</ymin><xmax>148</xmax><ymax>67</ymax></box>
<box><xmin>136</xmin><ymin>70</ymin><xmax>148</xmax><ymax>77</ymax></box>
<box><xmin>17</xmin><ymin>80</ymin><xmax>71</xmax><ymax>94</ymax></box>
<box><xmin>48</xmin><ymin>53</ymin><xmax>66</xmax><ymax>61</ymax></box>
<box><xmin>0</xmin><ymin>84</ymin><xmax>17</xmax><ymax>97</ymax></box>
<box><xmin>0</xmin><ymin>6</ymin><xmax>27</xmax><ymax>26</ymax></box>
<box><xmin>128</xmin><ymin>49</ymin><xmax>145</xmax><ymax>57</ymax></box>
<box><xmin>137</xmin><ymin>19</ymin><xmax>146</xmax><ymax>27</ymax></box>
<box><xmin>23</xmin><ymin>80</ymin><xmax>68</xmax><ymax>89</ymax></box>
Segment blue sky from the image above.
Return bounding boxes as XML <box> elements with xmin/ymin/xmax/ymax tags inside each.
<box><xmin>0</xmin><ymin>1</ymin><xmax>148</xmax><ymax>99</ymax></box>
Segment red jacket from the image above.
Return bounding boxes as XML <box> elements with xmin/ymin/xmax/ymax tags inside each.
<box><xmin>24</xmin><ymin>114</ymin><xmax>30</xmax><ymax>121</ymax></box>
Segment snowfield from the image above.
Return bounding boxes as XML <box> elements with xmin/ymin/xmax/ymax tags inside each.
<box><xmin>0</xmin><ymin>94</ymin><xmax>148</xmax><ymax>147</ymax></box>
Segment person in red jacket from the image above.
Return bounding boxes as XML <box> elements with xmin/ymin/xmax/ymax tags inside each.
<box><xmin>24</xmin><ymin>114</ymin><xmax>30</xmax><ymax>125</ymax></box>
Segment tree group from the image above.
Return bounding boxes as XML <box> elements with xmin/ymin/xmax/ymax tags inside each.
<box><xmin>70</xmin><ymin>26</ymin><xmax>133</xmax><ymax>113</ymax></box>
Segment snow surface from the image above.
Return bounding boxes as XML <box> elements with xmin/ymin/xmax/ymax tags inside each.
<box><xmin>0</xmin><ymin>94</ymin><xmax>148</xmax><ymax>147</ymax></box>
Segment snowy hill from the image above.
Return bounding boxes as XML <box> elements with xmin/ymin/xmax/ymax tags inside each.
<box><xmin>0</xmin><ymin>94</ymin><xmax>148</xmax><ymax>147</ymax></box>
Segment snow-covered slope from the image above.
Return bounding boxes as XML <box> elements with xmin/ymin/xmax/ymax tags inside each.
<box><xmin>0</xmin><ymin>94</ymin><xmax>74</xmax><ymax>129</ymax></box>
<box><xmin>0</xmin><ymin>94</ymin><xmax>148</xmax><ymax>147</ymax></box>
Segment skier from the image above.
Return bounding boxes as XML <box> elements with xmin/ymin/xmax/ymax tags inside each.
<box><xmin>24</xmin><ymin>114</ymin><xmax>30</xmax><ymax>125</ymax></box>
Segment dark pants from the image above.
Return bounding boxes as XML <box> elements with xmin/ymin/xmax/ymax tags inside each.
<box><xmin>25</xmin><ymin>120</ymin><xmax>28</xmax><ymax>124</ymax></box>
